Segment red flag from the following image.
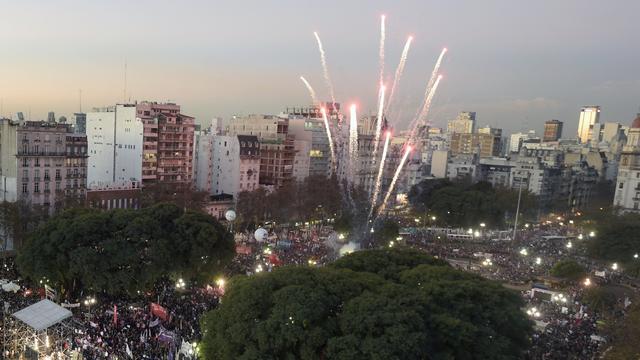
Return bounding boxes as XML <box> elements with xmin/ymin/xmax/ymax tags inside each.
<box><xmin>150</xmin><ymin>302</ymin><xmax>169</xmax><ymax>321</ymax></box>
<box><xmin>113</xmin><ymin>304</ymin><xmax>118</xmax><ymax>326</ymax></box>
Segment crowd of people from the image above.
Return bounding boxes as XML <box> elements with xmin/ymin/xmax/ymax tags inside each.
<box><xmin>1</xmin><ymin>218</ymin><xmax>637</xmax><ymax>359</ymax></box>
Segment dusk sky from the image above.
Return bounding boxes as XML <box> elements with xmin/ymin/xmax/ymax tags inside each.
<box><xmin>1</xmin><ymin>0</ymin><xmax>638</xmax><ymax>135</ymax></box>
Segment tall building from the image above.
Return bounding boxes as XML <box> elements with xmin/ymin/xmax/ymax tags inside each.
<box><xmin>47</xmin><ymin>112</ymin><xmax>56</xmax><ymax>123</ymax></box>
<box><xmin>284</xmin><ymin>106</ymin><xmax>333</xmax><ymax>177</ymax></box>
<box><xmin>577</xmin><ymin>106</ymin><xmax>600</xmax><ymax>143</ymax></box>
<box><xmin>509</xmin><ymin>131</ymin><xmax>536</xmax><ymax>153</ymax></box>
<box><xmin>0</xmin><ymin>118</ymin><xmax>19</xmax><ymax>202</ymax></box>
<box><xmin>86</xmin><ymin>104</ymin><xmax>143</xmax><ymax>189</ymax></box>
<box><xmin>16</xmin><ymin>121</ymin><xmax>87</xmax><ymax>210</ymax></box>
<box><xmin>193</xmin><ymin>127</ymin><xmax>215</xmax><ymax>193</ymax></box>
<box><xmin>222</xmin><ymin>114</ymin><xmax>295</xmax><ymax>188</ymax></box>
<box><xmin>136</xmin><ymin>102</ymin><xmax>196</xmax><ymax>185</ymax></box>
<box><xmin>74</xmin><ymin>113</ymin><xmax>87</xmax><ymax>134</ymax></box>
<box><xmin>543</xmin><ymin>120</ymin><xmax>563</xmax><ymax>142</ymax></box>
<box><xmin>450</xmin><ymin>133</ymin><xmax>501</xmax><ymax>158</ymax></box>
<box><xmin>212</xmin><ymin>135</ymin><xmax>260</xmax><ymax>197</ymax></box>
<box><xmin>613</xmin><ymin>114</ymin><xmax>640</xmax><ymax>212</ymax></box>
<box><xmin>447</xmin><ymin>111</ymin><xmax>476</xmax><ymax>134</ymax></box>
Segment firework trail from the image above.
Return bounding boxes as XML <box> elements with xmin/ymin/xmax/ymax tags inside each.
<box><xmin>313</xmin><ymin>32</ymin><xmax>336</xmax><ymax>106</ymax></box>
<box><xmin>369</xmin><ymin>130</ymin><xmax>391</xmax><ymax>219</ymax></box>
<box><xmin>409</xmin><ymin>74</ymin><xmax>443</xmax><ymax>141</ymax></box>
<box><xmin>413</xmin><ymin>48</ymin><xmax>447</xmax><ymax>121</ymax></box>
<box><xmin>377</xmin><ymin>145</ymin><xmax>412</xmax><ymax>216</ymax></box>
<box><xmin>372</xmin><ymin>84</ymin><xmax>386</xmax><ymax>160</ymax></box>
<box><xmin>321</xmin><ymin>107</ymin><xmax>336</xmax><ymax>174</ymax></box>
<box><xmin>378</xmin><ymin>15</ymin><xmax>386</xmax><ymax>86</ymax></box>
<box><xmin>349</xmin><ymin>104</ymin><xmax>359</xmax><ymax>180</ymax></box>
<box><xmin>385</xmin><ymin>36</ymin><xmax>413</xmax><ymax>115</ymax></box>
<box><xmin>299</xmin><ymin>76</ymin><xmax>319</xmax><ymax>104</ymax></box>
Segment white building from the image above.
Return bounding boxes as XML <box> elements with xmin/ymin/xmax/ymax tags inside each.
<box><xmin>614</xmin><ymin>114</ymin><xmax>640</xmax><ymax>212</ymax></box>
<box><xmin>193</xmin><ymin>129</ymin><xmax>215</xmax><ymax>193</ymax></box>
<box><xmin>212</xmin><ymin>135</ymin><xmax>260</xmax><ymax>197</ymax></box>
<box><xmin>509</xmin><ymin>131</ymin><xmax>536</xmax><ymax>153</ymax></box>
<box><xmin>577</xmin><ymin>106</ymin><xmax>600</xmax><ymax>144</ymax></box>
<box><xmin>86</xmin><ymin>104</ymin><xmax>143</xmax><ymax>189</ymax></box>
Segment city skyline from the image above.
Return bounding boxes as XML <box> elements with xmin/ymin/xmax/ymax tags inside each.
<box><xmin>0</xmin><ymin>0</ymin><xmax>639</xmax><ymax>136</ymax></box>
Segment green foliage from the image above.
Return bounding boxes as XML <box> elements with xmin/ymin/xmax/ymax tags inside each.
<box><xmin>408</xmin><ymin>179</ymin><xmax>537</xmax><ymax>228</ymax></box>
<box><xmin>201</xmin><ymin>248</ymin><xmax>532</xmax><ymax>360</ymax></box>
<box><xmin>582</xmin><ymin>287</ymin><xmax>618</xmax><ymax>314</ymax></box>
<box><xmin>372</xmin><ymin>219</ymin><xmax>400</xmax><ymax>247</ymax></box>
<box><xmin>16</xmin><ymin>203</ymin><xmax>235</xmax><ymax>297</ymax></box>
<box><xmin>604</xmin><ymin>303</ymin><xmax>640</xmax><ymax>359</ymax></box>
<box><xmin>235</xmin><ymin>175</ymin><xmax>358</xmax><ymax>230</ymax></box>
<box><xmin>549</xmin><ymin>260</ymin><xmax>586</xmax><ymax>281</ymax></box>
<box><xmin>587</xmin><ymin>213</ymin><xmax>640</xmax><ymax>263</ymax></box>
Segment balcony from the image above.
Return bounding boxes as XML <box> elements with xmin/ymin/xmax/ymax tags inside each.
<box><xmin>17</xmin><ymin>151</ymin><xmax>66</xmax><ymax>157</ymax></box>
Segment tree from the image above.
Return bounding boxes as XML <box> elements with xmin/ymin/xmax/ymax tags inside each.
<box><xmin>200</xmin><ymin>249</ymin><xmax>532</xmax><ymax>360</ymax></box>
<box><xmin>582</xmin><ymin>287</ymin><xmax>617</xmax><ymax>314</ymax></box>
<box><xmin>408</xmin><ymin>180</ymin><xmax>537</xmax><ymax>228</ymax></box>
<box><xmin>587</xmin><ymin>213</ymin><xmax>640</xmax><ymax>263</ymax></box>
<box><xmin>16</xmin><ymin>203</ymin><xmax>235</xmax><ymax>298</ymax></box>
<box><xmin>549</xmin><ymin>260</ymin><xmax>586</xmax><ymax>281</ymax></box>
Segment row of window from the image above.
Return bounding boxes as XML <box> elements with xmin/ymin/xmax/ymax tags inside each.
<box><xmin>21</xmin><ymin>180</ymin><xmax>82</xmax><ymax>193</ymax></box>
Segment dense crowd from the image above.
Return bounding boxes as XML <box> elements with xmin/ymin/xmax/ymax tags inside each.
<box><xmin>1</xmin><ymin>220</ymin><xmax>637</xmax><ymax>359</ymax></box>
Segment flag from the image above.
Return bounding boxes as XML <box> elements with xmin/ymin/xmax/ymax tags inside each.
<box><xmin>125</xmin><ymin>343</ymin><xmax>133</xmax><ymax>359</ymax></box>
<box><xmin>113</xmin><ymin>304</ymin><xmax>118</xmax><ymax>326</ymax></box>
<box><xmin>150</xmin><ymin>302</ymin><xmax>169</xmax><ymax>321</ymax></box>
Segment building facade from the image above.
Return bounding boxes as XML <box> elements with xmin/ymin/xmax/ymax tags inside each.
<box><xmin>447</xmin><ymin>111</ymin><xmax>476</xmax><ymax>134</ymax></box>
<box><xmin>212</xmin><ymin>135</ymin><xmax>261</xmax><ymax>197</ymax></box>
<box><xmin>614</xmin><ymin>114</ymin><xmax>640</xmax><ymax>212</ymax></box>
<box><xmin>16</xmin><ymin>121</ymin><xmax>87</xmax><ymax>210</ymax></box>
<box><xmin>577</xmin><ymin>106</ymin><xmax>600</xmax><ymax>144</ymax></box>
<box><xmin>543</xmin><ymin>120</ymin><xmax>563</xmax><ymax>142</ymax></box>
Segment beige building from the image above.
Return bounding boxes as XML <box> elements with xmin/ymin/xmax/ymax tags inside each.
<box><xmin>450</xmin><ymin>133</ymin><xmax>501</xmax><ymax>158</ymax></box>
<box><xmin>447</xmin><ymin>111</ymin><xmax>476</xmax><ymax>134</ymax></box>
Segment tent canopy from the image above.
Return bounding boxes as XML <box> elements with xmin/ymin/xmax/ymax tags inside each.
<box><xmin>12</xmin><ymin>299</ymin><xmax>72</xmax><ymax>331</ymax></box>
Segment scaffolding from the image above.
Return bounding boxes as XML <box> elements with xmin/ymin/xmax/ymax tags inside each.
<box><xmin>4</xmin><ymin>299</ymin><xmax>76</xmax><ymax>359</ymax></box>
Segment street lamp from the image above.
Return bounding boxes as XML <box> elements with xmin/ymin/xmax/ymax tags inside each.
<box><xmin>589</xmin><ymin>231</ymin><xmax>596</xmax><ymax>237</ymax></box>
<box><xmin>176</xmin><ymin>278</ymin><xmax>186</xmax><ymax>290</ymax></box>
<box><xmin>583</xmin><ymin>278</ymin><xmax>592</xmax><ymax>287</ymax></box>
<box><xmin>566</xmin><ymin>241</ymin><xmax>572</xmax><ymax>249</ymax></box>
<box><xmin>535</xmin><ymin>257</ymin><xmax>542</xmax><ymax>265</ymax></box>
<box><xmin>611</xmin><ymin>263</ymin><xmax>619</xmax><ymax>271</ymax></box>
<box><xmin>480</xmin><ymin>223</ymin><xmax>486</xmax><ymax>228</ymax></box>
<box><xmin>635</xmin><ymin>253</ymin><xmax>639</xmax><ymax>259</ymax></box>
<box><xmin>431</xmin><ymin>216</ymin><xmax>437</xmax><ymax>221</ymax></box>
<box><xmin>519</xmin><ymin>248</ymin><xmax>528</xmax><ymax>256</ymax></box>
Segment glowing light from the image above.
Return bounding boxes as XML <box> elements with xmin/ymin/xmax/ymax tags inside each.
<box><xmin>589</xmin><ymin>231</ymin><xmax>596</xmax><ymax>237</ymax></box>
<box><xmin>635</xmin><ymin>253</ymin><xmax>639</xmax><ymax>259</ymax></box>
<box><xmin>313</xmin><ymin>31</ymin><xmax>336</xmax><ymax>106</ymax></box>
<box><xmin>519</xmin><ymin>248</ymin><xmax>528</xmax><ymax>256</ymax></box>
<box><xmin>583</xmin><ymin>278</ymin><xmax>591</xmax><ymax>286</ymax></box>
<box><xmin>385</xmin><ymin>35</ymin><xmax>413</xmax><ymax>114</ymax></box>
<box><xmin>578</xmin><ymin>234</ymin><xmax>584</xmax><ymax>240</ymax></box>
<box><xmin>526</xmin><ymin>307</ymin><xmax>541</xmax><ymax>318</ymax></box>
<box><xmin>612</xmin><ymin>262</ymin><xmax>618</xmax><ymax>271</ymax></box>
<box><xmin>388</xmin><ymin>241</ymin><xmax>394</xmax><ymax>248</ymax></box>
<box><xmin>480</xmin><ymin>223</ymin><xmax>486</xmax><ymax>227</ymax></box>
<box><xmin>566</xmin><ymin>241</ymin><xmax>573</xmax><ymax>249</ymax></box>
<box><xmin>215</xmin><ymin>278</ymin><xmax>225</xmax><ymax>288</ymax></box>
<box><xmin>535</xmin><ymin>257</ymin><xmax>542</xmax><ymax>265</ymax></box>
<box><xmin>482</xmin><ymin>258</ymin><xmax>493</xmax><ymax>266</ymax></box>
<box><xmin>338</xmin><ymin>233</ymin><xmax>345</xmax><ymax>240</ymax></box>
<box><xmin>431</xmin><ymin>216</ymin><xmax>436</xmax><ymax>221</ymax></box>
<box><xmin>474</xmin><ymin>230</ymin><xmax>480</xmax><ymax>237</ymax></box>
<box><xmin>299</xmin><ymin>76</ymin><xmax>318</xmax><ymax>104</ymax></box>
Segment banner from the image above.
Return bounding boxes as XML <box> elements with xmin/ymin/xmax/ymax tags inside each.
<box><xmin>150</xmin><ymin>302</ymin><xmax>169</xmax><ymax>321</ymax></box>
<box><xmin>61</xmin><ymin>303</ymin><xmax>81</xmax><ymax>308</ymax></box>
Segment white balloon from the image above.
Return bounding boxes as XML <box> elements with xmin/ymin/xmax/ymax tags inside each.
<box><xmin>225</xmin><ymin>210</ymin><xmax>237</xmax><ymax>221</ymax></box>
<box><xmin>254</xmin><ymin>228</ymin><xmax>268</xmax><ymax>242</ymax></box>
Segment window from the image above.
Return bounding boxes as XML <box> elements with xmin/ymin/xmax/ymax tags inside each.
<box><xmin>34</xmin><ymin>183</ymin><xmax>39</xmax><ymax>193</ymax></box>
<box><xmin>55</xmin><ymin>169</ymin><xmax>61</xmax><ymax>180</ymax></box>
<box><xmin>22</xmin><ymin>183</ymin><xmax>28</xmax><ymax>194</ymax></box>
<box><xmin>619</xmin><ymin>182</ymin><xmax>624</xmax><ymax>189</ymax></box>
<box><xmin>55</xmin><ymin>182</ymin><xmax>60</xmax><ymax>191</ymax></box>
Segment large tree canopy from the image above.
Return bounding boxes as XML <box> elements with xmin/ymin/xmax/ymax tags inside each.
<box><xmin>587</xmin><ymin>213</ymin><xmax>640</xmax><ymax>265</ymax></box>
<box><xmin>16</xmin><ymin>203</ymin><xmax>235</xmax><ymax>297</ymax></box>
<box><xmin>408</xmin><ymin>179</ymin><xmax>537</xmax><ymax>228</ymax></box>
<box><xmin>201</xmin><ymin>249</ymin><xmax>532</xmax><ymax>360</ymax></box>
